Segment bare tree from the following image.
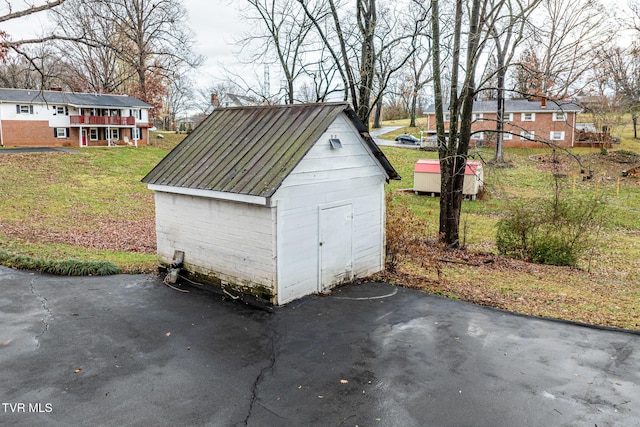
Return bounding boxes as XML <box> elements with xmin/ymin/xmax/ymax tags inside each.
<box><xmin>53</xmin><ymin>0</ymin><xmax>202</xmax><ymax>108</ymax></box>
<box><xmin>295</xmin><ymin>0</ymin><xmax>422</xmax><ymax>128</ymax></box>
<box><xmin>0</xmin><ymin>0</ymin><xmax>68</xmax><ymax>52</ymax></box>
<box><xmin>0</xmin><ymin>0</ymin><xmax>74</xmax><ymax>88</ymax></box>
<box><xmin>53</xmin><ymin>0</ymin><xmax>125</xmax><ymax>93</ymax></box>
<box><xmin>0</xmin><ymin>55</ymin><xmax>38</xmax><ymax>88</ymax></box>
<box><xmin>406</xmin><ymin>6</ymin><xmax>433</xmax><ymax>128</ymax></box>
<box><xmin>431</xmin><ymin>0</ymin><xmax>501</xmax><ymax>247</ymax></box>
<box><xmin>238</xmin><ymin>0</ymin><xmax>318</xmax><ymax>104</ymax></box>
<box><xmin>298</xmin><ymin>45</ymin><xmax>342</xmax><ymax>103</ymax></box>
<box><xmin>160</xmin><ymin>70</ymin><xmax>195</xmax><ymax>131</ymax></box>
<box><xmin>380</xmin><ymin>0</ymin><xmax>432</xmax><ymax>128</ymax></box>
<box><xmin>597</xmin><ymin>42</ymin><xmax>640</xmax><ymax>138</ymax></box>
<box><xmin>520</xmin><ymin>0</ymin><xmax>615</xmax><ymax>99</ymax></box>
<box><xmin>482</xmin><ymin>0</ymin><xmax>540</xmax><ymax>164</ymax></box>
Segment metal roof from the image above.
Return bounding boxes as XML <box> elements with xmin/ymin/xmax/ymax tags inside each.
<box><xmin>142</xmin><ymin>103</ymin><xmax>399</xmax><ymax>198</ymax></box>
<box><xmin>414</xmin><ymin>159</ymin><xmax>481</xmax><ymax>175</ymax></box>
<box><xmin>424</xmin><ymin>99</ymin><xmax>582</xmax><ymax>113</ymax></box>
<box><xmin>0</xmin><ymin>88</ymin><xmax>151</xmax><ymax>109</ymax></box>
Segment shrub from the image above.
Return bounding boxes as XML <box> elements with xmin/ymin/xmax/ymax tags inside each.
<box><xmin>385</xmin><ymin>195</ymin><xmax>432</xmax><ymax>272</ymax></box>
<box><xmin>0</xmin><ymin>249</ymin><xmax>121</xmax><ymax>276</ymax></box>
<box><xmin>496</xmin><ymin>194</ymin><xmax>605</xmax><ymax>267</ymax></box>
<box><xmin>495</xmin><ymin>201</ymin><xmax>543</xmax><ymax>259</ymax></box>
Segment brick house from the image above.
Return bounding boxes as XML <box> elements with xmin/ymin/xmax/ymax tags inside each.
<box><xmin>424</xmin><ymin>99</ymin><xmax>583</xmax><ymax>148</ymax></box>
<box><xmin>0</xmin><ymin>88</ymin><xmax>152</xmax><ymax>148</ymax></box>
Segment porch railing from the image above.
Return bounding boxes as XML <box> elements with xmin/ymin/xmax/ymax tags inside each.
<box><xmin>70</xmin><ymin>116</ymin><xmax>136</xmax><ymax>126</ymax></box>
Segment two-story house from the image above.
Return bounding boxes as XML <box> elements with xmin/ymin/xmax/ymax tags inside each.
<box><xmin>0</xmin><ymin>88</ymin><xmax>152</xmax><ymax>148</ymax></box>
<box><xmin>424</xmin><ymin>99</ymin><xmax>583</xmax><ymax>148</ymax></box>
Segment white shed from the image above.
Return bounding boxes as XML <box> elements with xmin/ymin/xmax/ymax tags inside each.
<box><xmin>142</xmin><ymin>103</ymin><xmax>399</xmax><ymax>305</ymax></box>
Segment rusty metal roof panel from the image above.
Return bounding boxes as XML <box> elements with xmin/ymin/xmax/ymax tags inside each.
<box><xmin>142</xmin><ymin>103</ymin><xmax>399</xmax><ymax>197</ymax></box>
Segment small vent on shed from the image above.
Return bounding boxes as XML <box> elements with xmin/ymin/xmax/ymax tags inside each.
<box><xmin>329</xmin><ymin>138</ymin><xmax>342</xmax><ymax>149</ymax></box>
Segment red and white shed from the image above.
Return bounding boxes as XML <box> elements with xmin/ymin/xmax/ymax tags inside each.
<box><xmin>413</xmin><ymin>159</ymin><xmax>484</xmax><ymax>199</ymax></box>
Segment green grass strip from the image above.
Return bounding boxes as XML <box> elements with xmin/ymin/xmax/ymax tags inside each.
<box><xmin>0</xmin><ymin>248</ymin><xmax>121</xmax><ymax>276</ymax></box>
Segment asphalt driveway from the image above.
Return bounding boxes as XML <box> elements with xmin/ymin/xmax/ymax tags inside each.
<box><xmin>1</xmin><ymin>266</ymin><xmax>638</xmax><ymax>426</ymax></box>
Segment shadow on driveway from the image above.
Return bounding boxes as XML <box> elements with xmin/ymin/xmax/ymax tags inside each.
<box><xmin>0</xmin><ymin>267</ymin><xmax>638</xmax><ymax>426</ymax></box>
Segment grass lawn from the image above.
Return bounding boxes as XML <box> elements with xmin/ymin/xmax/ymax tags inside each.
<box><xmin>0</xmin><ymin>126</ymin><xmax>639</xmax><ymax>330</ymax></box>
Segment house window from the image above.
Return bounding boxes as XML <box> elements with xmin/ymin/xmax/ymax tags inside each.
<box><xmin>550</xmin><ymin>131</ymin><xmax>565</xmax><ymax>141</ymax></box>
<box><xmin>474</xmin><ymin>132</ymin><xmax>484</xmax><ymax>140</ymax></box>
<box><xmin>131</xmin><ymin>109</ymin><xmax>142</xmax><ymax>120</ymax></box>
<box><xmin>553</xmin><ymin>112</ymin><xmax>567</xmax><ymax>121</ymax></box>
<box><xmin>131</xmin><ymin>127</ymin><xmax>141</xmax><ymax>140</ymax></box>
<box><xmin>109</xmin><ymin>128</ymin><xmax>120</xmax><ymax>140</ymax></box>
<box><xmin>89</xmin><ymin>128</ymin><xmax>98</xmax><ymax>141</ymax></box>
<box><xmin>53</xmin><ymin>106</ymin><xmax>67</xmax><ymax>115</ymax></box>
<box><xmin>503</xmin><ymin>132</ymin><xmax>513</xmax><ymax>140</ymax></box>
<box><xmin>16</xmin><ymin>105</ymin><xmax>33</xmax><ymax>114</ymax></box>
<box><xmin>503</xmin><ymin>113</ymin><xmax>513</xmax><ymax>121</ymax></box>
<box><xmin>472</xmin><ymin>113</ymin><xmax>483</xmax><ymax>121</ymax></box>
<box><xmin>54</xmin><ymin>128</ymin><xmax>68</xmax><ymax>138</ymax></box>
<box><xmin>521</xmin><ymin>112</ymin><xmax>535</xmax><ymax>122</ymax></box>
<box><xmin>520</xmin><ymin>130</ymin><xmax>535</xmax><ymax>140</ymax></box>
<box><xmin>443</xmin><ymin>113</ymin><xmax>450</xmax><ymax>122</ymax></box>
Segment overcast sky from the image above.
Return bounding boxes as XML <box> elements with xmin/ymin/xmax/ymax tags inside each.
<box><xmin>1</xmin><ymin>0</ymin><xmax>243</xmax><ymax>90</ymax></box>
<box><xmin>1</xmin><ymin>0</ymin><xmax>635</xmax><ymax>94</ymax></box>
<box><xmin>182</xmin><ymin>0</ymin><xmax>244</xmax><ymax>88</ymax></box>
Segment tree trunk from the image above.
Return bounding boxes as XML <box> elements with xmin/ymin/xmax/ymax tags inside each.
<box><xmin>493</xmin><ymin>51</ymin><xmax>506</xmax><ymax>163</ymax></box>
<box><xmin>410</xmin><ymin>89</ymin><xmax>418</xmax><ymax>128</ymax></box>
<box><xmin>356</xmin><ymin>0</ymin><xmax>376</xmax><ymax>130</ymax></box>
<box><xmin>438</xmin><ymin>0</ymin><xmax>463</xmax><ymax>242</ymax></box>
<box><xmin>373</xmin><ymin>97</ymin><xmax>382</xmax><ymax>129</ymax></box>
<box><xmin>437</xmin><ymin>0</ymin><xmax>482</xmax><ymax>248</ymax></box>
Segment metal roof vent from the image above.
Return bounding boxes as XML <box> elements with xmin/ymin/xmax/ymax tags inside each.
<box><xmin>329</xmin><ymin>138</ymin><xmax>342</xmax><ymax>149</ymax></box>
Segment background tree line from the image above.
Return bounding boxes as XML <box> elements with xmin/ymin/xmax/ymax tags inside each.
<box><xmin>1</xmin><ymin>0</ymin><xmax>639</xmax><ymax>247</ymax></box>
<box><xmin>0</xmin><ymin>0</ymin><xmax>201</xmax><ymax>129</ymax></box>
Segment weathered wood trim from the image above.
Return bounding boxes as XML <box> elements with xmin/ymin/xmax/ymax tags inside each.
<box><xmin>147</xmin><ymin>184</ymin><xmax>269</xmax><ymax>206</ymax></box>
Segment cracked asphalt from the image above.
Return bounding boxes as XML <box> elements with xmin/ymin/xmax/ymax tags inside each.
<box><xmin>1</xmin><ymin>266</ymin><xmax>639</xmax><ymax>426</ymax></box>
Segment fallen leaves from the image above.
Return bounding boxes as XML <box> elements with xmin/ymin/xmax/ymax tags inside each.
<box><xmin>0</xmin><ymin>216</ymin><xmax>156</xmax><ymax>254</ymax></box>
<box><xmin>370</xmin><ymin>239</ymin><xmax>640</xmax><ymax>331</ymax></box>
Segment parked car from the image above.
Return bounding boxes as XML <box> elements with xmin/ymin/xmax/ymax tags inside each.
<box><xmin>395</xmin><ymin>134</ymin><xmax>420</xmax><ymax>144</ymax></box>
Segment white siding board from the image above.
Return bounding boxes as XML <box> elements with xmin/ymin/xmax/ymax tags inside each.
<box><xmin>273</xmin><ymin>114</ymin><xmax>387</xmax><ymax>304</ymax></box>
<box><xmin>154</xmin><ymin>191</ymin><xmax>277</xmax><ymax>293</ymax></box>
<box><xmin>294</xmin><ymin>154</ymin><xmax>376</xmax><ymax>173</ymax></box>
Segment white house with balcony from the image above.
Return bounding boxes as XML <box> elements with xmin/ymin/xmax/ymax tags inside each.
<box><xmin>0</xmin><ymin>88</ymin><xmax>152</xmax><ymax>147</ymax></box>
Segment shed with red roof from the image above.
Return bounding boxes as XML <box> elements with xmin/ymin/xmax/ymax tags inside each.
<box><xmin>413</xmin><ymin>159</ymin><xmax>484</xmax><ymax>199</ymax></box>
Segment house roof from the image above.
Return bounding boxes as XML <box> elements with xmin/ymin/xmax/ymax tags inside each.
<box><xmin>424</xmin><ymin>99</ymin><xmax>582</xmax><ymax>114</ymax></box>
<box><xmin>0</xmin><ymin>88</ymin><xmax>151</xmax><ymax>109</ymax></box>
<box><xmin>142</xmin><ymin>103</ymin><xmax>399</xmax><ymax>198</ymax></box>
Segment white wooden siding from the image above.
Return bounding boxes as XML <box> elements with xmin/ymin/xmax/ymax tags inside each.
<box><xmin>154</xmin><ymin>192</ymin><xmax>277</xmax><ymax>294</ymax></box>
<box><xmin>1</xmin><ymin>103</ymin><xmax>48</xmax><ymax>121</ymax></box>
<box><xmin>274</xmin><ymin>114</ymin><xmax>387</xmax><ymax>304</ymax></box>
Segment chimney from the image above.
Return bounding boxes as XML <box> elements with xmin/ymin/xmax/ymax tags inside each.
<box><xmin>541</xmin><ymin>98</ymin><xmax>546</xmax><ymax>108</ymax></box>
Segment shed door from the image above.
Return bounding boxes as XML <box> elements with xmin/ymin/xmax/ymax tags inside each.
<box><xmin>319</xmin><ymin>204</ymin><xmax>353</xmax><ymax>291</ymax></box>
